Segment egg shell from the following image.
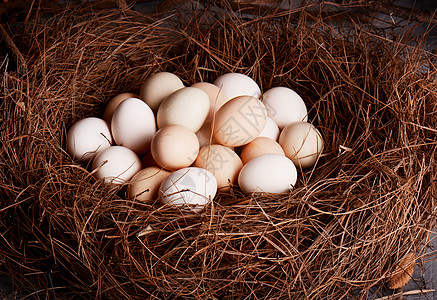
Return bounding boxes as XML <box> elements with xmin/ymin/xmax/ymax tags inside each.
<box><xmin>111</xmin><ymin>97</ymin><xmax>156</xmax><ymax>155</ymax></box>
<box><xmin>240</xmin><ymin>137</ymin><xmax>285</xmax><ymax>164</ymax></box>
<box><xmin>159</xmin><ymin>167</ymin><xmax>217</xmax><ymax>212</ymax></box>
<box><xmin>139</xmin><ymin>72</ymin><xmax>184</xmax><ymax>111</ymax></box>
<box><xmin>196</xmin><ymin>120</ymin><xmax>217</xmax><ymax>148</ymax></box>
<box><xmin>194</xmin><ymin>145</ymin><xmax>243</xmax><ymax>189</ymax></box>
<box><xmin>157</xmin><ymin>87</ymin><xmax>210</xmax><ymax>132</ymax></box>
<box><xmin>279</xmin><ymin>121</ymin><xmax>324</xmax><ymax>169</ymax></box>
<box><xmin>262</xmin><ymin>87</ymin><xmax>308</xmax><ymax>129</ymax></box>
<box><xmin>213</xmin><ymin>95</ymin><xmax>267</xmax><ymax>147</ymax></box>
<box><xmin>258</xmin><ymin>117</ymin><xmax>280</xmax><ymax>141</ymax></box>
<box><xmin>103</xmin><ymin>92</ymin><xmax>137</xmax><ymax>123</ymax></box>
<box><xmin>213</xmin><ymin>73</ymin><xmax>261</xmax><ymax>101</ymax></box>
<box><xmin>92</xmin><ymin>146</ymin><xmax>142</xmax><ymax>185</ymax></box>
<box><xmin>238</xmin><ymin>154</ymin><xmax>297</xmax><ymax>194</ymax></box>
<box><xmin>151</xmin><ymin>125</ymin><xmax>200</xmax><ymax>171</ymax></box>
<box><xmin>191</xmin><ymin>82</ymin><xmax>229</xmax><ymax>119</ymax></box>
<box><xmin>127</xmin><ymin>167</ymin><xmax>171</xmax><ymax>203</ymax></box>
<box><xmin>66</xmin><ymin>117</ymin><xmax>112</xmax><ymax>163</ymax></box>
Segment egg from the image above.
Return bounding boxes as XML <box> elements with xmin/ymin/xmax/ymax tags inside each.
<box><xmin>139</xmin><ymin>72</ymin><xmax>184</xmax><ymax>111</ymax></box>
<box><xmin>194</xmin><ymin>145</ymin><xmax>243</xmax><ymax>189</ymax></box>
<box><xmin>111</xmin><ymin>97</ymin><xmax>156</xmax><ymax>155</ymax></box>
<box><xmin>279</xmin><ymin>121</ymin><xmax>324</xmax><ymax>169</ymax></box>
<box><xmin>151</xmin><ymin>125</ymin><xmax>200</xmax><ymax>171</ymax></box>
<box><xmin>191</xmin><ymin>82</ymin><xmax>229</xmax><ymax>119</ymax></box>
<box><xmin>262</xmin><ymin>87</ymin><xmax>308</xmax><ymax>129</ymax></box>
<box><xmin>160</xmin><ymin>167</ymin><xmax>217</xmax><ymax>212</ymax></box>
<box><xmin>157</xmin><ymin>87</ymin><xmax>210</xmax><ymax>132</ymax></box>
<box><xmin>213</xmin><ymin>96</ymin><xmax>267</xmax><ymax>147</ymax></box>
<box><xmin>240</xmin><ymin>137</ymin><xmax>285</xmax><ymax>164</ymax></box>
<box><xmin>66</xmin><ymin>117</ymin><xmax>112</xmax><ymax>163</ymax></box>
<box><xmin>92</xmin><ymin>146</ymin><xmax>142</xmax><ymax>185</ymax></box>
<box><xmin>213</xmin><ymin>73</ymin><xmax>261</xmax><ymax>101</ymax></box>
<box><xmin>196</xmin><ymin>120</ymin><xmax>217</xmax><ymax>148</ymax></box>
<box><xmin>238</xmin><ymin>154</ymin><xmax>297</xmax><ymax>194</ymax></box>
<box><xmin>103</xmin><ymin>92</ymin><xmax>137</xmax><ymax>123</ymax></box>
<box><xmin>141</xmin><ymin>151</ymin><xmax>157</xmax><ymax>168</ymax></box>
<box><xmin>258</xmin><ymin>117</ymin><xmax>280</xmax><ymax>141</ymax></box>
<box><xmin>127</xmin><ymin>166</ymin><xmax>171</xmax><ymax>203</ymax></box>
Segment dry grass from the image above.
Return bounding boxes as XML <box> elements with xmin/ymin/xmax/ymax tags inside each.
<box><xmin>1</xmin><ymin>2</ymin><xmax>437</xmax><ymax>299</ymax></box>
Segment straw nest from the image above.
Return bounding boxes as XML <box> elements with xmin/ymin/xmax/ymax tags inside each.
<box><xmin>1</xmin><ymin>2</ymin><xmax>437</xmax><ymax>299</ymax></box>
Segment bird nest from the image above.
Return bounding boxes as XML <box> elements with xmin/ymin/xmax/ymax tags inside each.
<box><xmin>1</xmin><ymin>2</ymin><xmax>437</xmax><ymax>299</ymax></box>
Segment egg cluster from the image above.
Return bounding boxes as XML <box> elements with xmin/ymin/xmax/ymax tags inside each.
<box><xmin>66</xmin><ymin>72</ymin><xmax>323</xmax><ymax>211</ymax></box>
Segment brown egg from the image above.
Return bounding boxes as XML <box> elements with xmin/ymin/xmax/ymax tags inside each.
<box><xmin>196</xmin><ymin>120</ymin><xmax>217</xmax><ymax>148</ymax></box>
<box><xmin>191</xmin><ymin>82</ymin><xmax>229</xmax><ymax>119</ymax></box>
<box><xmin>127</xmin><ymin>167</ymin><xmax>171</xmax><ymax>203</ymax></box>
<box><xmin>151</xmin><ymin>125</ymin><xmax>199</xmax><ymax>171</ymax></box>
<box><xmin>213</xmin><ymin>96</ymin><xmax>267</xmax><ymax>147</ymax></box>
<box><xmin>240</xmin><ymin>137</ymin><xmax>285</xmax><ymax>164</ymax></box>
<box><xmin>103</xmin><ymin>92</ymin><xmax>137</xmax><ymax>123</ymax></box>
<box><xmin>141</xmin><ymin>151</ymin><xmax>158</xmax><ymax>168</ymax></box>
<box><xmin>194</xmin><ymin>145</ymin><xmax>242</xmax><ymax>189</ymax></box>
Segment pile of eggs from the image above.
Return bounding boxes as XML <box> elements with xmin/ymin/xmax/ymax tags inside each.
<box><xmin>66</xmin><ymin>72</ymin><xmax>323</xmax><ymax>212</ymax></box>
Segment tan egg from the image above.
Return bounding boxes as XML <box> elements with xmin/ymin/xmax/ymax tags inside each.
<box><xmin>240</xmin><ymin>137</ymin><xmax>285</xmax><ymax>164</ymax></box>
<box><xmin>139</xmin><ymin>72</ymin><xmax>184</xmax><ymax>111</ymax></box>
<box><xmin>127</xmin><ymin>167</ymin><xmax>171</xmax><ymax>203</ymax></box>
<box><xmin>213</xmin><ymin>96</ymin><xmax>267</xmax><ymax>147</ymax></box>
<box><xmin>191</xmin><ymin>82</ymin><xmax>229</xmax><ymax>119</ymax></box>
<box><xmin>151</xmin><ymin>125</ymin><xmax>199</xmax><ymax>171</ymax></box>
<box><xmin>196</xmin><ymin>120</ymin><xmax>217</xmax><ymax>148</ymax></box>
<box><xmin>194</xmin><ymin>145</ymin><xmax>242</xmax><ymax>190</ymax></box>
<box><xmin>103</xmin><ymin>92</ymin><xmax>137</xmax><ymax>123</ymax></box>
<box><xmin>279</xmin><ymin>121</ymin><xmax>324</xmax><ymax>169</ymax></box>
<box><xmin>157</xmin><ymin>87</ymin><xmax>210</xmax><ymax>132</ymax></box>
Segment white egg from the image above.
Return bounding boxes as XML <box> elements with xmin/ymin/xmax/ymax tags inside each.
<box><xmin>262</xmin><ymin>87</ymin><xmax>308</xmax><ymax>129</ymax></box>
<box><xmin>257</xmin><ymin>117</ymin><xmax>280</xmax><ymax>141</ymax></box>
<box><xmin>238</xmin><ymin>154</ymin><xmax>297</xmax><ymax>194</ymax></box>
<box><xmin>159</xmin><ymin>167</ymin><xmax>217</xmax><ymax>212</ymax></box>
<box><xmin>157</xmin><ymin>87</ymin><xmax>210</xmax><ymax>132</ymax></box>
<box><xmin>279</xmin><ymin>121</ymin><xmax>324</xmax><ymax>169</ymax></box>
<box><xmin>66</xmin><ymin>117</ymin><xmax>112</xmax><ymax>163</ymax></box>
<box><xmin>92</xmin><ymin>146</ymin><xmax>142</xmax><ymax>185</ymax></box>
<box><xmin>139</xmin><ymin>72</ymin><xmax>184</xmax><ymax>111</ymax></box>
<box><xmin>213</xmin><ymin>73</ymin><xmax>261</xmax><ymax>101</ymax></box>
<box><xmin>111</xmin><ymin>97</ymin><xmax>156</xmax><ymax>155</ymax></box>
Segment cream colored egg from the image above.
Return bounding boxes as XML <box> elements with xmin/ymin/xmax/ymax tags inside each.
<box><xmin>191</xmin><ymin>82</ymin><xmax>229</xmax><ymax>119</ymax></box>
<box><xmin>258</xmin><ymin>117</ymin><xmax>280</xmax><ymax>141</ymax></box>
<box><xmin>213</xmin><ymin>96</ymin><xmax>267</xmax><ymax>147</ymax></box>
<box><xmin>103</xmin><ymin>92</ymin><xmax>137</xmax><ymax>123</ymax></box>
<box><xmin>262</xmin><ymin>87</ymin><xmax>308</xmax><ymax>129</ymax></box>
<box><xmin>66</xmin><ymin>117</ymin><xmax>112</xmax><ymax>163</ymax></box>
<box><xmin>127</xmin><ymin>167</ymin><xmax>171</xmax><ymax>203</ymax></box>
<box><xmin>213</xmin><ymin>73</ymin><xmax>261</xmax><ymax>101</ymax></box>
<box><xmin>194</xmin><ymin>145</ymin><xmax>243</xmax><ymax>189</ymax></box>
<box><xmin>238</xmin><ymin>154</ymin><xmax>297</xmax><ymax>194</ymax></box>
<box><xmin>279</xmin><ymin>121</ymin><xmax>324</xmax><ymax>169</ymax></box>
<box><xmin>240</xmin><ymin>137</ymin><xmax>285</xmax><ymax>164</ymax></box>
<box><xmin>160</xmin><ymin>167</ymin><xmax>217</xmax><ymax>212</ymax></box>
<box><xmin>139</xmin><ymin>72</ymin><xmax>184</xmax><ymax>111</ymax></box>
<box><xmin>151</xmin><ymin>125</ymin><xmax>200</xmax><ymax>171</ymax></box>
<box><xmin>92</xmin><ymin>146</ymin><xmax>141</xmax><ymax>185</ymax></box>
<box><xmin>111</xmin><ymin>97</ymin><xmax>156</xmax><ymax>155</ymax></box>
<box><xmin>196</xmin><ymin>120</ymin><xmax>217</xmax><ymax>148</ymax></box>
<box><xmin>157</xmin><ymin>87</ymin><xmax>210</xmax><ymax>132</ymax></box>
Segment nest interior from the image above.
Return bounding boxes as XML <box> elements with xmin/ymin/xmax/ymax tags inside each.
<box><xmin>1</xmin><ymin>2</ymin><xmax>437</xmax><ymax>299</ymax></box>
